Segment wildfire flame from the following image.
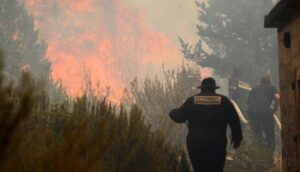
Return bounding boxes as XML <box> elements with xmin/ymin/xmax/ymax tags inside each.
<box><xmin>24</xmin><ymin>0</ymin><xmax>182</xmax><ymax>102</ymax></box>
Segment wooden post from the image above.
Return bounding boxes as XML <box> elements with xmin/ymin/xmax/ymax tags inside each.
<box><xmin>296</xmin><ymin>68</ymin><xmax>300</xmax><ymax>171</ymax></box>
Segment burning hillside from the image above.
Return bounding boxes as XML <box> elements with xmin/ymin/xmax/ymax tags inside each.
<box><xmin>24</xmin><ymin>0</ymin><xmax>182</xmax><ymax>102</ymax></box>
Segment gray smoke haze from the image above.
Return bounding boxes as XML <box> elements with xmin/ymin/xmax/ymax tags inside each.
<box><xmin>125</xmin><ymin>0</ymin><xmax>198</xmax><ymax>45</ymax></box>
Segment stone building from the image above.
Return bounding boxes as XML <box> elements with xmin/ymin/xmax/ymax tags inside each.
<box><xmin>265</xmin><ymin>0</ymin><xmax>300</xmax><ymax>171</ymax></box>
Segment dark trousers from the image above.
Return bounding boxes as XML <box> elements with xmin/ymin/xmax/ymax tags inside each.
<box><xmin>187</xmin><ymin>136</ymin><xmax>226</xmax><ymax>172</ymax></box>
<box><xmin>248</xmin><ymin>109</ymin><xmax>275</xmax><ymax>149</ymax></box>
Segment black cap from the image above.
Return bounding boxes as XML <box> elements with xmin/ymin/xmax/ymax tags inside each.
<box><xmin>197</xmin><ymin>77</ymin><xmax>220</xmax><ymax>89</ymax></box>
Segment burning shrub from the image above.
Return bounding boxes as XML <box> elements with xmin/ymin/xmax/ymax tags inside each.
<box><xmin>0</xmin><ymin>52</ymin><xmax>190</xmax><ymax>172</ymax></box>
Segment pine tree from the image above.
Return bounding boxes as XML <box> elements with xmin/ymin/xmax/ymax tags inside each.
<box><xmin>180</xmin><ymin>0</ymin><xmax>278</xmax><ymax>84</ymax></box>
<box><xmin>0</xmin><ymin>0</ymin><xmax>51</xmax><ymax>80</ymax></box>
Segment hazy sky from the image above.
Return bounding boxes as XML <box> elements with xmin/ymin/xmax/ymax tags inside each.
<box><xmin>125</xmin><ymin>0</ymin><xmax>198</xmax><ymax>45</ymax></box>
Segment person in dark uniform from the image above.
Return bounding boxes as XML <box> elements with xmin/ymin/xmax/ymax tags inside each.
<box><xmin>169</xmin><ymin>77</ymin><xmax>243</xmax><ymax>172</ymax></box>
<box><xmin>247</xmin><ymin>75</ymin><xmax>280</xmax><ymax>151</ymax></box>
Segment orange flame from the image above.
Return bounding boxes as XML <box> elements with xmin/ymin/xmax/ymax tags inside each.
<box><xmin>24</xmin><ymin>0</ymin><xmax>181</xmax><ymax>103</ymax></box>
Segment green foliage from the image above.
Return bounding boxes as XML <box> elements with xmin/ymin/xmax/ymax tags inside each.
<box><xmin>0</xmin><ymin>53</ymin><xmax>190</xmax><ymax>172</ymax></box>
<box><xmin>0</xmin><ymin>0</ymin><xmax>51</xmax><ymax>79</ymax></box>
<box><xmin>180</xmin><ymin>0</ymin><xmax>278</xmax><ymax>84</ymax></box>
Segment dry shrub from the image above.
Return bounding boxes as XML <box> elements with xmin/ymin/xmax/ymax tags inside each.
<box><xmin>130</xmin><ymin>66</ymin><xmax>196</xmax><ymax>145</ymax></box>
<box><xmin>0</xmin><ymin>73</ymin><xmax>36</xmax><ymax>165</ymax></box>
<box><xmin>225</xmin><ymin>126</ymin><xmax>281</xmax><ymax>172</ymax></box>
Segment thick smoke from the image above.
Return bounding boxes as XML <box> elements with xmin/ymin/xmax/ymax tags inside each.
<box><xmin>24</xmin><ymin>0</ymin><xmax>182</xmax><ymax>102</ymax></box>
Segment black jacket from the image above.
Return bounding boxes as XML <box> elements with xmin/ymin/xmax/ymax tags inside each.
<box><xmin>169</xmin><ymin>92</ymin><xmax>243</xmax><ymax>147</ymax></box>
<box><xmin>248</xmin><ymin>83</ymin><xmax>278</xmax><ymax>113</ymax></box>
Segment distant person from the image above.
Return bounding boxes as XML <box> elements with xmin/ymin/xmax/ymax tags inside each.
<box><xmin>247</xmin><ymin>75</ymin><xmax>280</xmax><ymax>151</ymax></box>
<box><xmin>228</xmin><ymin>67</ymin><xmax>252</xmax><ymax>116</ymax></box>
<box><xmin>169</xmin><ymin>77</ymin><xmax>243</xmax><ymax>172</ymax></box>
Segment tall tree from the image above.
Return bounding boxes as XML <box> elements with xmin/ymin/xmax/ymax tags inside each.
<box><xmin>180</xmin><ymin>0</ymin><xmax>278</xmax><ymax>85</ymax></box>
<box><xmin>0</xmin><ymin>0</ymin><xmax>51</xmax><ymax>80</ymax></box>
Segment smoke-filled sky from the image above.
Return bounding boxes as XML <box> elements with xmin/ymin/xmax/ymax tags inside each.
<box><xmin>125</xmin><ymin>0</ymin><xmax>198</xmax><ymax>44</ymax></box>
<box><xmin>24</xmin><ymin>0</ymin><xmax>199</xmax><ymax>102</ymax></box>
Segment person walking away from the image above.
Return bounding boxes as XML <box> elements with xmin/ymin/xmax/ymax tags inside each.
<box><xmin>169</xmin><ymin>77</ymin><xmax>243</xmax><ymax>172</ymax></box>
<box><xmin>247</xmin><ymin>75</ymin><xmax>280</xmax><ymax>157</ymax></box>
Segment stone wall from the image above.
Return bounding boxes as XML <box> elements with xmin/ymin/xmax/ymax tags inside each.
<box><xmin>278</xmin><ymin>14</ymin><xmax>300</xmax><ymax>172</ymax></box>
